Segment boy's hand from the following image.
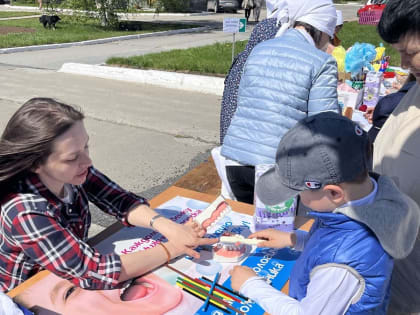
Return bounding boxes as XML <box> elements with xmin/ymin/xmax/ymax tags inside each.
<box><xmin>248</xmin><ymin>229</ymin><xmax>296</xmax><ymax>249</ymax></box>
<box><xmin>229</xmin><ymin>266</ymin><xmax>257</xmax><ymax>291</ymax></box>
<box><xmin>184</xmin><ymin>217</ymin><xmax>207</xmax><ymax>237</ymax></box>
<box><xmin>364</xmin><ymin>107</ymin><xmax>375</xmax><ymax>124</ymax></box>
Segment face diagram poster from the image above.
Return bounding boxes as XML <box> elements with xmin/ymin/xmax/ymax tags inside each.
<box><xmin>14</xmin><ymin>196</ymin><xmax>300</xmax><ymax>315</ymax></box>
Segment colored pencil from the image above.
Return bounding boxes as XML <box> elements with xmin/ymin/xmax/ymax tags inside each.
<box><xmin>176</xmin><ymin>278</ymin><xmax>245</xmax><ymax>314</ymax></box>
<box><xmin>202</xmin><ymin>272</ymin><xmax>220</xmax><ymax>312</ymax></box>
<box><xmin>180</xmin><ymin>277</ymin><xmax>236</xmax><ymax>302</ymax></box>
<box><xmin>176</xmin><ymin>281</ymin><xmax>228</xmax><ymax>310</ymax></box>
<box><xmin>177</xmin><ymin>279</ymin><xmax>228</xmax><ymax>309</ymax></box>
<box><xmin>165</xmin><ymin>263</ymin><xmax>191</xmax><ymax>280</ymax></box>
<box><xmin>166</xmin><ymin>264</ymin><xmax>245</xmax><ymax>314</ymax></box>
<box><xmin>180</xmin><ymin>277</ymin><xmax>230</xmax><ymax>301</ymax></box>
<box><xmin>166</xmin><ymin>263</ymin><xmax>240</xmax><ymax>303</ymax></box>
<box><xmin>180</xmin><ymin>288</ymin><xmax>231</xmax><ymax>314</ymax></box>
<box><xmin>202</xmin><ymin>276</ymin><xmax>248</xmax><ymax>301</ymax></box>
<box><xmin>194</xmin><ymin>278</ymin><xmax>241</xmax><ymax>303</ymax></box>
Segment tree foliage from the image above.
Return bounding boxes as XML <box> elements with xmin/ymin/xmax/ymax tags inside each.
<box><xmin>156</xmin><ymin>0</ymin><xmax>189</xmax><ymax>12</ymax></box>
<box><xmin>65</xmin><ymin>0</ymin><xmax>127</xmax><ymax>27</ymax></box>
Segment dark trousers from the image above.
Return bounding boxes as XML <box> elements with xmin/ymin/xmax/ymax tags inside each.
<box><xmin>226</xmin><ymin>165</ymin><xmax>309</xmax><ymax>217</ymax></box>
<box><xmin>226</xmin><ymin>165</ymin><xmax>255</xmax><ymax>204</ymax></box>
<box><xmin>244</xmin><ymin>8</ymin><xmax>251</xmax><ymax>22</ymax></box>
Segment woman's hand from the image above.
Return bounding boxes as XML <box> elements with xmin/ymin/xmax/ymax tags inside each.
<box><xmin>127</xmin><ymin>205</ymin><xmax>216</xmax><ymax>258</ymax></box>
<box><xmin>229</xmin><ymin>266</ymin><xmax>257</xmax><ymax>291</ymax></box>
<box><xmin>155</xmin><ymin>218</ymin><xmax>217</xmax><ymax>259</ymax></box>
<box><xmin>248</xmin><ymin>228</ymin><xmax>296</xmax><ymax>249</ymax></box>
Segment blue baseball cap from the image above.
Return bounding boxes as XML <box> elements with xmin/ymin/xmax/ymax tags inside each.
<box><xmin>256</xmin><ymin>112</ymin><xmax>370</xmax><ymax>205</ymax></box>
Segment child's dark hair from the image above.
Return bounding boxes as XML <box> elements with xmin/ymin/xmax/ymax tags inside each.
<box><xmin>344</xmin><ymin>139</ymin><xmax>372</xmax><ymax>185</ymax></box>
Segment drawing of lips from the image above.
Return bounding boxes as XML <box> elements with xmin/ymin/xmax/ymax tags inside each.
<box><xmin>120</xmin><ymin>278</ymin><xmax>157</xmax><ymax>301</ymax></box>
<box><xmin>202</xmin><ymin>202</ymin><xmax>228</xmax><ymax>229</ymax></box>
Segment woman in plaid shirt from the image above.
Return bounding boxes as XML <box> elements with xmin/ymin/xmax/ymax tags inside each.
<box><xmin>0</xmin><ymin>98</ymin><xmax>216</xmax><ymax>293</ymax></box>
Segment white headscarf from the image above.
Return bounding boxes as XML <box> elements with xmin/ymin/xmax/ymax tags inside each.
<box><xmin>336</xmin><ymin>10</ymin><xmax>343</xmax><ymax>26</ymax></box>
<box><xmin>272</xmin><ymin>0</ymin><xmax>337</xmax><ymax>39</ymax></box>
<box><xmin>266</xmin><ymin>0</ymin><xmax>288</xmax><ymax>19</ymax></box>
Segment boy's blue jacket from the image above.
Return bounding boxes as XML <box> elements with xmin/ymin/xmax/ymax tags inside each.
<box><xmin>290</xmin><ymin>212</ymin><xmax>393</xmax><ymax>314</ymax></box>
<box><xmin>289</xmin><ymin>175</ymin><xmax>420</xmax><ymax>314</ymax></box>
<box><xmin>221</xmin><ymin>28</ymin><xmax>340</xmax><ymax>166</ymax></box>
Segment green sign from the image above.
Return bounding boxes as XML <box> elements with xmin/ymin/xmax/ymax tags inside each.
<box><xmin>239</xmin><ymin>18</ymin><xmax>246</xmax><ymax>32</ymax></box>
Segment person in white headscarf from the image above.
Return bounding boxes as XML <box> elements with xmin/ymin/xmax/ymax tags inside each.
<box><xmin>218</xmin><ymin>2</ymin><xmax>287</xmax><ymax>201</ymax></box>
<box><xmin>221</xmin><ymin>0</ymin><xmax>340</xmax><ymax>204</ymax></box>
<box><xmin>273</xmin><ymin>0</ymin><xmax>337</xmax><ymax>39</ymax></box>
<box><xmin>219</xmin><ymin>0</ymin><xmax>287</xmax><ymax>148</ymax></box>
<box><xmin>336</xmin><ymin>9</ymin><xmax>343</xmax><ymax>27</ymax></box>
<box><xmin>332</xmin><ymin>9</ymin><xmax>344</xmax><ymax>45</ymax></box>
<box><xmin>327</xmin><ymin>9</ymin><xmax>344</xmax><ymax>53</ymax></box>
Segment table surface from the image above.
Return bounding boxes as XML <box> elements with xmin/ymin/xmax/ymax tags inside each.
<box><xmin>8</xmin><ymin>186</ymin><xmax>313</xmax><ymax>304</ymax></box>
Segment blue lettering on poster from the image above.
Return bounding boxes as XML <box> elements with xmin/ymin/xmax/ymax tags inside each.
<box><xmin>194</xmin><ymin>247</ymin><xmax>300</xmax><ymax>315</ymax></box>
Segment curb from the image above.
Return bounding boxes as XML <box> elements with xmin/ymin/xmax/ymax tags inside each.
<box><xmin>58</xmin><ymin>63</ymin><xmax>225</xmax><ymax>96</ymax></box>
<box><xmin>120</xmin><ymin>11</ymin><xmax>214</xmax><ymax>17</ymax></box>
<box><xmin>1</xmin><ymin>5</ymin><xmax>39</xmax><ymax>10</ymax></box>
<box><xmin>2</xmin><ymin>5</ymin><xmax>214</xmax><ymax>15</ymax></box>
<box><xmin>0</xmin><ymin>25</ymin><xmax>209</xmax><ymax>54</ymax></box>
<box><xmin>0</xmin><ymin>14</ymin><xmax>40</xmax><ymax>20</ymax></box>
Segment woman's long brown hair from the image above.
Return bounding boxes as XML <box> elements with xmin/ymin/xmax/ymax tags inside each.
<box><xmin>0</xmin><ymin>98</ymin><xmax>84</xmax><ymax>197</ymax></box>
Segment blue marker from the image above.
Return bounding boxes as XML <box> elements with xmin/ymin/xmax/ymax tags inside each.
<box><xmin>201</xmin><ymin>272</ymin><xmax>220</xmax><ymax>312</ymax></box>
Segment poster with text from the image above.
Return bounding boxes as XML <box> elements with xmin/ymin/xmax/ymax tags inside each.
<box><xmin>13</xmin><ymin>196</ymin><xmax>300</xmax><ymax>315</ymax></box>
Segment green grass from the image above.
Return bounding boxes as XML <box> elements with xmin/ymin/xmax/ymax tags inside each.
<box><xmin>9</xmin><ymin>0</ymin><xmax>39</xmax><ymax>6</ymax></box>
<box><xmin>0</xmin><ymin>12</ymin><xmax>39</xmax><ymax>18</ymax></box>
<box><xmin>0</xmin><ymin>17</ymin><xmax>196</xmax><ymax>48</ymax></box>
<box><xmin>106</xmin><ymin>21</ymin><xmax>400</xmax><ymax>76</ymax></box>
<box><xmin>107</xmin><ymin>41</ymin><xmax>248</xmax><ymax>76</ymax></box>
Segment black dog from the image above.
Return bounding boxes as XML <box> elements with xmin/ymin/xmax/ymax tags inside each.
<box><xmin>39</xmin><ymin>15</ymin><xmax>61</xmax><ymax>29</ymax></box>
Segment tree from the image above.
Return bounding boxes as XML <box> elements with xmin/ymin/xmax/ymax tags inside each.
<box><xmin>66</xmin><ymin>0</ymin><xmax>127</xmax><ymax>27</ymax></box>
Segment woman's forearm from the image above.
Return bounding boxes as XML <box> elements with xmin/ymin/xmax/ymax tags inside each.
<box><xmin>126</xmin><ymin>204</ymin><xmax>161</xmax><ymax>227</ymax></box>
<box><xmin>118</xmin><ymin>242</ymin><xmax>178</xmax><ymax>282</ymax></box>
<box><xmin>124</xmin><ymin>204</ymin><xmax>216</xmax><ymax>262</ymax></box>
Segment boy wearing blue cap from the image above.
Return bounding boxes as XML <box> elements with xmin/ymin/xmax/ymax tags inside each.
<box><xmin>229</xmin><ymin>112</ymin><xmax>420</xmax><ymax>314</ymax></box>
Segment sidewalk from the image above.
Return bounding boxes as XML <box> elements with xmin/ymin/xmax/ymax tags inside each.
<box><xmin>0</xmin><ymin>3</ymin><xmax>214</xmax><ymax>15</ymax></box>
<box><xmin>0</xmin><ymin>4</ymin><xmax>246</xmax><ymax>95</ymax></box>
<box><xmin>0</xmin><ymin>3</ymin><xmax>360</xmax><ymax>95</ymax></box>
<box><xmin>0</xmin><ymin>26</ymin><xmax>211</xmax><ymax>54</ymax></box>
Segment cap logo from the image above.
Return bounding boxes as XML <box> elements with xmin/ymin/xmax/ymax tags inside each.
<box><xmin>305</xmin><ymin>181</ymin><xmax>321</xmax><ymax>189</ymax></box>
<box><xmin>355</xmin><ymin>125</ymin><xmax>363</xmax><ymax>136</ymax></box>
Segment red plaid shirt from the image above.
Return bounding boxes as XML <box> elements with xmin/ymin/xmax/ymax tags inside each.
<box><xmin>0</xmin><ymin>166</ymin><xmax>148</xmax><ymax>293</ymax></box>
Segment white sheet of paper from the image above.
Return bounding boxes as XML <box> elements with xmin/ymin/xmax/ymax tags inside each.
<box><xmin>352</xmin><ymin>110</ymin><xmax>372</xmax><ymax>132</ymax></box>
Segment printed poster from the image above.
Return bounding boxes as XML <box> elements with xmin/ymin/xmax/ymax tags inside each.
<box><xmin>13</xmin><ymin>196</ymin><xmax>300</xmax><ymax>315</ymax></box>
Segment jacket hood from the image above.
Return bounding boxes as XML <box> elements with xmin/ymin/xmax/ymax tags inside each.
<box><xmin>334</xmin><ymin>175</ymin><xmax>420</xmax><ymax>259</ymax></box>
